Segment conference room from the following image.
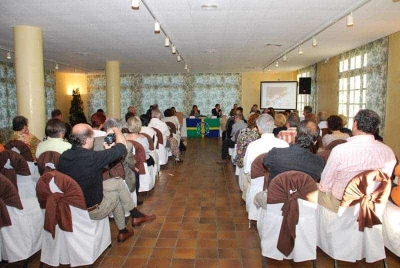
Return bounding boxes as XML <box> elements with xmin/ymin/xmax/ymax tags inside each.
<box><xmin>0</xmin><ymin>0</ymin><xmax>400</xmax><ymax>267</ymax></box>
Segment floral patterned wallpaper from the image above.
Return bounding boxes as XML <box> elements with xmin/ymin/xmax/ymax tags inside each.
<box><xmin>87</xmin><ymin>73</ymin><xmax>242</xmax><ymax>118</ymax></box>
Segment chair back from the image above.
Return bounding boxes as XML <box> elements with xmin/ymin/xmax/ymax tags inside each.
<box><xmin>267</xmin><ymin>171</ymin><xmax>318</xmax><ymax>256</ymax></box>
<box><xmin>321</xmin><ymin>128</ymin><xmax>331</xmax><ymax>137</ymax></box>
<box><xmin>0</xmin><ymin>174</ymin><xmax>23</xmax><ymax>228</ymax></box>
<box><xmin>317</xmin><ymin>139</ymin><xmax>347</xmax><ymax>163</ymax></box>
<box><xmin>37</xmin><ymin>151</ymin><xmax>60</xmax><ymax>175</ymax></box>
<box><xmin>151</xmin><ymin>127</ymin><xmax>163</xmax><ymax>148</ymax></box>
<box><xmin>140</xmin><ymin>132</ymin><xmax>154</xmax><ymax>151</ymax></box>
<box><xmin>340</xmin><ymin>170</ymin><xmax>390</xmax><ymax>231</ymax></box>
<box><xmin>0</xmin><ymin>150</ymin><xmax>31</xmax><ymax>188</ymax></box>
<box><xmin>250</xmin><ymin>153</ymin><xmax>269</xmax><ymax>190</ymax></box>
<box><xmin>5</xmin><ymin>140</ymin><xmax>34</xmax><ymax>162</ymax></box>
<box><xmin>165</xmin><ymin>122</ymin><xmax>176</xmax><ymax>137</ymax></box>
<box><xmin>127</xmin><ymin>140</ymin><xmax>146</xmax><ymax>175</ymax></box>
<box><xmin>175</xmin><ymin>112</ymin><xmax>184</xmax><ymax>126</ymax></box>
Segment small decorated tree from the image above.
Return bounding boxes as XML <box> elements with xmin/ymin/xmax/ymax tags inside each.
<box><xmin>68</xmin><ymin>88</ymin><xmax>86</xmax><ymax>126</ymax></box>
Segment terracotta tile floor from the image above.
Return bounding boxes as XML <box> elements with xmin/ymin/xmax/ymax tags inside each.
<box><xmin>3</xmin><ymin>138</ymin><xmax>399</xmax><ymax>267</ymax></box>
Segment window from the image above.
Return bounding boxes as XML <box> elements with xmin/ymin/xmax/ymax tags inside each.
<box><xmin>296</xmin><ymin>71</ymin><xmax>311</xmax><ymax>115</ymax></box>
<box><xmin>338</xmin><ymin>53</ymin><xmax>368</xmax><ymax>130</ymax></box>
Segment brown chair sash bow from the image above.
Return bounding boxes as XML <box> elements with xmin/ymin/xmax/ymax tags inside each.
<box><xmin>36</xmin><ymin>170</ymin><xmax>87</xmax><ymax>238</ymax></box>
<box><xmin>165</xmin><ymin>122</ymin><xmax>177</xmax><ymax>137</ymax></box>
<box><xmin>340</xmin><ymin>170</ymin><xmax>390</xmax><ymax>231</ymax></box>
<box><xmin>267</xmin><ymin>171</ymin><xmax>318</xmax><ymax>256</ymax></box>
<box><xmin>151</xmin><ymin>127</ymin><xmax>163</xmax><ymax>149</ymax></box>
<box><xmin>37</xmin><ymin>151</ymin><xmax>61</xmax><ymax>175</ymax></box>
<box><xmin>0</xmin><ymin>150</ymin><xmax>31</xmax><ymax>188</ymax></box>
<box><xmin>5</xmin><ymin>140</ymin><xmax>34</xmax><ymax>162</ymax></box>
<box><xmin>102</xmin><ymin>160</ymin><xmax>125</xmax><ymax>180</ymax></box>
<box><xmin>127</xmin><ymin>140</ymin><xmax>146</xmax><ymax>175</ymax></box>
<box><xmin>140</xmin><ymin>132</ymin><xmax>155</xmax><ymax>151</ymax></box>
<box><xmin>0</xmin><ymin>174</ymin><xmax>23</xmax><ymax>228</ymax></box>
<box><xmin>251</xmin><ymin>153</ymin><xmax>269</xmax><ymax>190</ymax></box>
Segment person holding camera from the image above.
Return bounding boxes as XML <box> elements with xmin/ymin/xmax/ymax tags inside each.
<box><xmin>57</xmin><ymin>123</ymin><xmax>155</xmax><ymax>243</ymax></box>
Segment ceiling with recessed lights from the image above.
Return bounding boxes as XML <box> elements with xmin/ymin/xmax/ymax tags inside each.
<box><xmin>0</xmin><ymin>0</ymin><xmax>399</xmax><ymax>74</ymax></box>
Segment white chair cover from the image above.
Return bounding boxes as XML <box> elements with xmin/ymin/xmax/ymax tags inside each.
<box><xmin>246</xmin><ymin>176</ymin><xmax>264</xmax><ymax>221</ymax></box>
<box><xmin>382</xmin><ymin>200</ymin><xmax>400</xmax><ymax>256</ymax></box>
<box><xmin>231</xmin><ymin>145</ymin><xmax>237</xmax><ymax>164</ymax></box>
<box><xmin>257</xmin><ymin>199</ymin><xmax>318</xmax><ymax>262</ymax></box>
<box><xmin>0</xmin><ymin>198</ymin><xmax>43</xmax><ymax>263</ymax></box>
<box><xmin>139</xmin><ymin>163</ymin><xmax>155</xmax><ymax>192</ymax></box>
<box><xmin>157</xmin><ymin>143</ymin><xmax>169</xmax><ymax>165</ymax></box>
<box><xmin>150</xmin><ymin>150</ymin><xmax>160</xmax><ymax>178</ymax></box>
<box><xmin>317</xmin><ymin>181</ymin><xmax>387</xmax><ymax>263</ymax></box>
<box><xmin>27</xmin><ymin>161</ymin><xmax>40</xmax><ymax>184</ymax></box>
<box><xmin>238</xmin><ymin>169</ymin><xmax>245</xmax><ymax>192</ymax></box>
<box><xmin>40</xmin><ymin>178</ymin><xmax>111</xmax><ymax>267</ymax></box>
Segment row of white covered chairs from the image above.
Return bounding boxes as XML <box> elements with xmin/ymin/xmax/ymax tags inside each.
<box><xmin>251</xmin><ymin>169</ymin><xmax>398</xmax><ymax>267</ymax></box>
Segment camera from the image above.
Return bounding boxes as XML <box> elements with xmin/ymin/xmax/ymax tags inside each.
<box><xmin>104</xmin><ymin>133</ymin><xmax>116</xmax><ymax>145</ymax></box>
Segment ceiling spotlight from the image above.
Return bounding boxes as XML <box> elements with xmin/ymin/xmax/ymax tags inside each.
<box><xmin>165</xmin><ymin>37</ymin><xmax>170</xmax><ymax>47</ymax></box>
<box><xmin>177</xmin><ymin>54</ymin><xmax>181</xmax><ymax>62</ymax></box>
<box><xmin>347</xmin><ymin>12</ymin><xmax>354</xmax><ymax>27</ymax></box>
<box><xmin>184</xmin><ymin>64</ymin><xmax>188</xmax><ymax>70</ymax></box>
<box><xmin>267</xmin><ymin>67</ymin><xmax>271</xmax><ymax>72</ymax></box>
<box><xmin>131</xmin><ymin>0</ymin><xmax>140</xmax><ymax>10</ymax></box>
<box><xmin>6</xmin><ymin>51</ymin><xmax>11</xmax><ymax>60</ymax></box>
<box><xmin>154</xmin><ymin>21</ymin><xmax>161</xmax><ymax>34</ymax></box>
<box><xmin>55</xmin><ymin>63</ymin><xmax>59</xmax><ymax>70</ymax></box>
<box><xmin>171</xmin><ymin>45</ymin><xmax>176</xmax><ymax>54</ymax></box>
<box><xmin>275</xmin><ymin>61</ymin><xmax>279</xmax><ymax>67</ymax></box>
<box><xmin>312</xmin><ymin>37</ymin><xmax>317</xmax><ymax>47</ymax></box>
<box><xmin>283</xmin><ymin>54</ymin><xmax>287</xmax><ymax>62</ymax></box>
<box><xmin>298</xmin><ymin>46</ymin><xmax>303</xmax><ymax>55</ymax></box>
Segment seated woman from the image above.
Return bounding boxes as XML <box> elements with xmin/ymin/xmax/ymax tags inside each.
<box><xmin>91</xmin><ymin>112</ymin><xmax>107</xmax><ymax>137</ymax></box>
<box><xmin>126</xmin><ymin>116</ymin><xmax>155</xmax><ymax>167</ymax></box>
<box><xmin>322</xmin><ymin>115</ymin><xmax>350</xmax><ymax>148</ymax></box>
<box><xmin>9</xmin><ymin>115</ymin><xmax>41</xmax><ymax>161</ymax></box>
<box><xmin>163</xmin><ymin>108</ymin><xmax>181</xmax><ymax>142</ymax></box>
<box><xmin>273</xmin><ymin>113</ymin><xmax>287</xmax><ymax>137</ymax></box>
<box><xmin>189</xmin><ymin>105</ymin><xmax>201</xmax><ymax>118</ymax></box>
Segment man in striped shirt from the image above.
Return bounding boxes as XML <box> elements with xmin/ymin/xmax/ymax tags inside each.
<box><xmin>318</xmin><ymin>109</ymin><xmax>396</xmax><ymax>211</ymax></box>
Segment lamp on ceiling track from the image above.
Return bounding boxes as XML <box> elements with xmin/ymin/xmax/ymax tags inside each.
<box><xmin>177</xmin><ymin>54</ymin><xmax>181</xmax><ymax>62</ymax></box>
<box><xmin>131</xmin><ymin>0</ymin><xmax>140</xmax><ymax>10</ymax></box>
<box><xmin>312</xmin><ymin>36</ymin><xmax>317</xmax><ymax>47</ymax></box>
<box><xmin>298</xmin><ymin>46</ymin><xmax>303</xmax><ymax>55</ymax></box>
<box><xmin>154</xmin><ymin>21</ymin><xmax>161</xmax><ymax>33</ymax></box>
<box><xmin>347</xmin><ymin>12</ymin><xmax>354</xmax><ymax>27</ymax></box>
<box><xmin>165</xmin><ymin>37</ymin><xmax>170</xmax><ymax>47</ymax></box>
<box><xmin>171</xmin><ymin>45</ymin><xmax>176</xmax><ymax>54</ymax></box>
<box><xmin>6</xmin><ymin>51</ymin><xmax>11</xmax><ymax>60</ymax></box>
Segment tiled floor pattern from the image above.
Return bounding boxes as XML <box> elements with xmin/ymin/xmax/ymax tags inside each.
<box><xmin>2</xmin><ymin>138</ymin><xmax>399</xmax><ymax>267</ymax></box>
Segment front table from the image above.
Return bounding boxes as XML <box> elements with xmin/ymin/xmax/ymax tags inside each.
<box><xmin>186</xmin><ymin>118</ymin><xmax>220</xmax><ymax>138</ymax></box>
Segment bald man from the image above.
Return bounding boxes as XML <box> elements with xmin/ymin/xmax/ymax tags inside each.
<box><xmin>57</xmin><ymin>124</ymin><xmax>155</xmax><ymax>243</ymax></box>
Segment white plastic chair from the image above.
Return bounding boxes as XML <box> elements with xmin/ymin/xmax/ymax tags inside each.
<box><xmin>38</xmin><ymin>174</ymin><xmax>111</xmax><ymax>267</ymax></box>
<box><xmin>382</xmin><ymin>200</ymin><xmax>400</xmax><ymax>256</ymax></box>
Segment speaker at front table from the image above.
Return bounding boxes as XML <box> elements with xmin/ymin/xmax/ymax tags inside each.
<box><xmin>299</xmin><ymin>77</ymin><xmax>311</xmax><ymax>94</ymax></box>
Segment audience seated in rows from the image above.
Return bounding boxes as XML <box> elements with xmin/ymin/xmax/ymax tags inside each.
<box><xmin>9</xmin><ymin>115</ymin><xmax>41</xmax><ymax>161</ymax></box>
<box><xmin>264</xmin><ymin>120</ymin><xmax>325</xmax><ymax>183</ymax></box>
<box><xmin>318</xmin><ymin>109</ymin><xmax>396</xmax><ymax>212</ymax></box>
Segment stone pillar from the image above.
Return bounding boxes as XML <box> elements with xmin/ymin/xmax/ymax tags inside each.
<box><xmin>106</xmin><ymin>61</ymin><xmax>121</xmax><ymax>119</ymax></box>
<box><xmin>14</xmin><ymin>25</ymin><xmax>45</xmax><ymax>139</ymax></box>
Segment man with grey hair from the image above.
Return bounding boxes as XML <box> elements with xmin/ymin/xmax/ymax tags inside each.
<box><xmin>148</xmin><ymin>109</ymin><xmax>170</xmax><ymax>138</ymax></box>
<box><xmin>243</xmin><ymin>114</ymin><xmax>289</xmax><ymax>175</ymax></box>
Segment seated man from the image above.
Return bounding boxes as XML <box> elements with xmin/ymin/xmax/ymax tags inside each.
<box><xmin>319</xmin><ymin>109</ymin><xmax>396</xmax><ymax>211</ymax></box>
<box><xmin>9</xmin><ymin>115</ymin><xmax>41</xmax><ymax>161</ymax></box>
<box><xmin>211</xmin><ymin>104</ymin><xmax>222</xmax><ymax>118</ymax></box>
<box><xmin>36</xmin><ymin>118</ymin><xmax>72</xmax><ymax>158</ymax></box>
<box><xmin>264</xmin><ymin>120</ymin><xmax>325</xmax><ymax>183</ymax></box>
<box><xmin>57</xmin><ymin>124</ymin><xmax>155</xmax><ymax>243</ymax></box>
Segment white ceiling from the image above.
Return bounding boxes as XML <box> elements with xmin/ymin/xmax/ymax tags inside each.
<box><xmin>0</xmin><ymin>0</ymin><xmax>399</xmax><ymax>74</ymax></box>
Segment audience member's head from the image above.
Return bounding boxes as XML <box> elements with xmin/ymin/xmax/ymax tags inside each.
<box><xmin>103</xmin><ymin>118</ymin><xmax>120</xmax><ymax>132</ymax></box>
<box><xmin>338</xmin><ymin>114</ymin><xmax>348</xmax><ymax>127</ymax></box>
<box><xmin>286</xmin><ymin>113</ymin><xmax>300</xmax><ymax>128</ymax></box>
<box><xmin>151</xmin><ymin>109</ymin><xmax>162</xmax><ymax>119</ymax></box>
<box><xmin>267</xmin><ymin>107</ymin><xmax>275</xmax><ymax>119</ymax></box>
<box><xmin>96</xmin><ymin>109</ymin><xmax>105</xmax><ymax>114</ymax></box>
<box><xmin>164</xmin><ymin>109</ymin><xmax>173</xmax><ymax>117</ymax></box>
<box><xmin>171</xmin><ymin>107</ymin><xmax>176</xmax><ymax>115</ymax></box>
<box><xmin>247</xmin><ymin>113</ymin><xmax>260</xmax><ymax>129</ymax></box>
<box><xmin>125</xmin><ymin>112</ymin><xmax>136</xmax><ymax>123</ymax></box>
<box><xmin>236</xmin><ymin>107</ymin><xmax>243</xmax><ymax>115</ymax></box>
<box><xmin>192</xmin><ymin>105</ymin><xmax>198</xmax><ymax>111</ymax></box>
<box><xmin>91</xmin><ymin>112</ymin><xmax>107</xmax><ymax>129</ymax></box>
<box><xmin>305</xmin><ymin>113</ymin><xmax>317</xmax><ymax>124</ymax></box>
<box><xmin>70</xmin><ymin>124</ymin><xmax>94</xmax><ymax>148</ymax></box>
<box><xmin>256</xmin><ymin>114</ymin><xmax>275</xmax><ymax>134</ymax></box>
<box><xmin>51</xmin><ymin>109</ymin><xmax>62</xmax><ymax>120</ymax></box>
<box><xmin>12</xmin><ymin>116</ymin><xmax>28</xmax><ymax>131</ymax></box>
<box><xmin>250</xmin><ymin>104</ymin><xmax>258</xmax><ymax>113</ymax></box>
<box><xmin>45</xmin><ymin>118</ymin><xmax>67</xmax><ymax>138</ymax></box>
<box><xmin>327</xmin><ymin>115</ymin><xmax>343</xmax><ymax>131</ymax></box>
<box><xmin>296</xmin><ymin>120</ymin><xmax>320</xmax><ymax>149</ymax></box>
<box><xmin>140</xmin><ymin>114</ymin><xmax>151</xmax><ymax>126</ymax></box>
<box><xmin>353</xmin><ymin>109</ymin><xmax>380</xmax><ymax>135</ymax></box>
<box><xmin>127</xmin><ymin>106</ymin><xmax>136</xmax><ymax>115</ymax></box>
<box><xmin>274</xmin><ymin>113</ymin><xmax>286</xmax><ymax>128</ymax></box>
<box><xmin>317</xmin><ymin>111</ymin><xmax>327</xmax><ymax>123</ymax></box>
<box><xmin>233</xmin><ymin>103</ymin><xmax>238</xmax><ymax>110</ymax></box>
<box><xmin>215</xmin><ymin>104</ymin><xmax>220</xmax><ymax>109</ymax></box>
<box><xmin>303</xmin><ymin>106</ymin><xmax>313</xmax><ymax>115</ymax></box>
<box><xmin>127</xmin><ymin>116</ymin><xmax>142</xmax><ymax>134</ymax></box>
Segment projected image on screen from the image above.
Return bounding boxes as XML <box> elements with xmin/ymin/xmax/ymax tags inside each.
<box><xmin>260</xmin><ymin>81</ymin><xmax>297</xmax><ymax>110</ymax></box>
